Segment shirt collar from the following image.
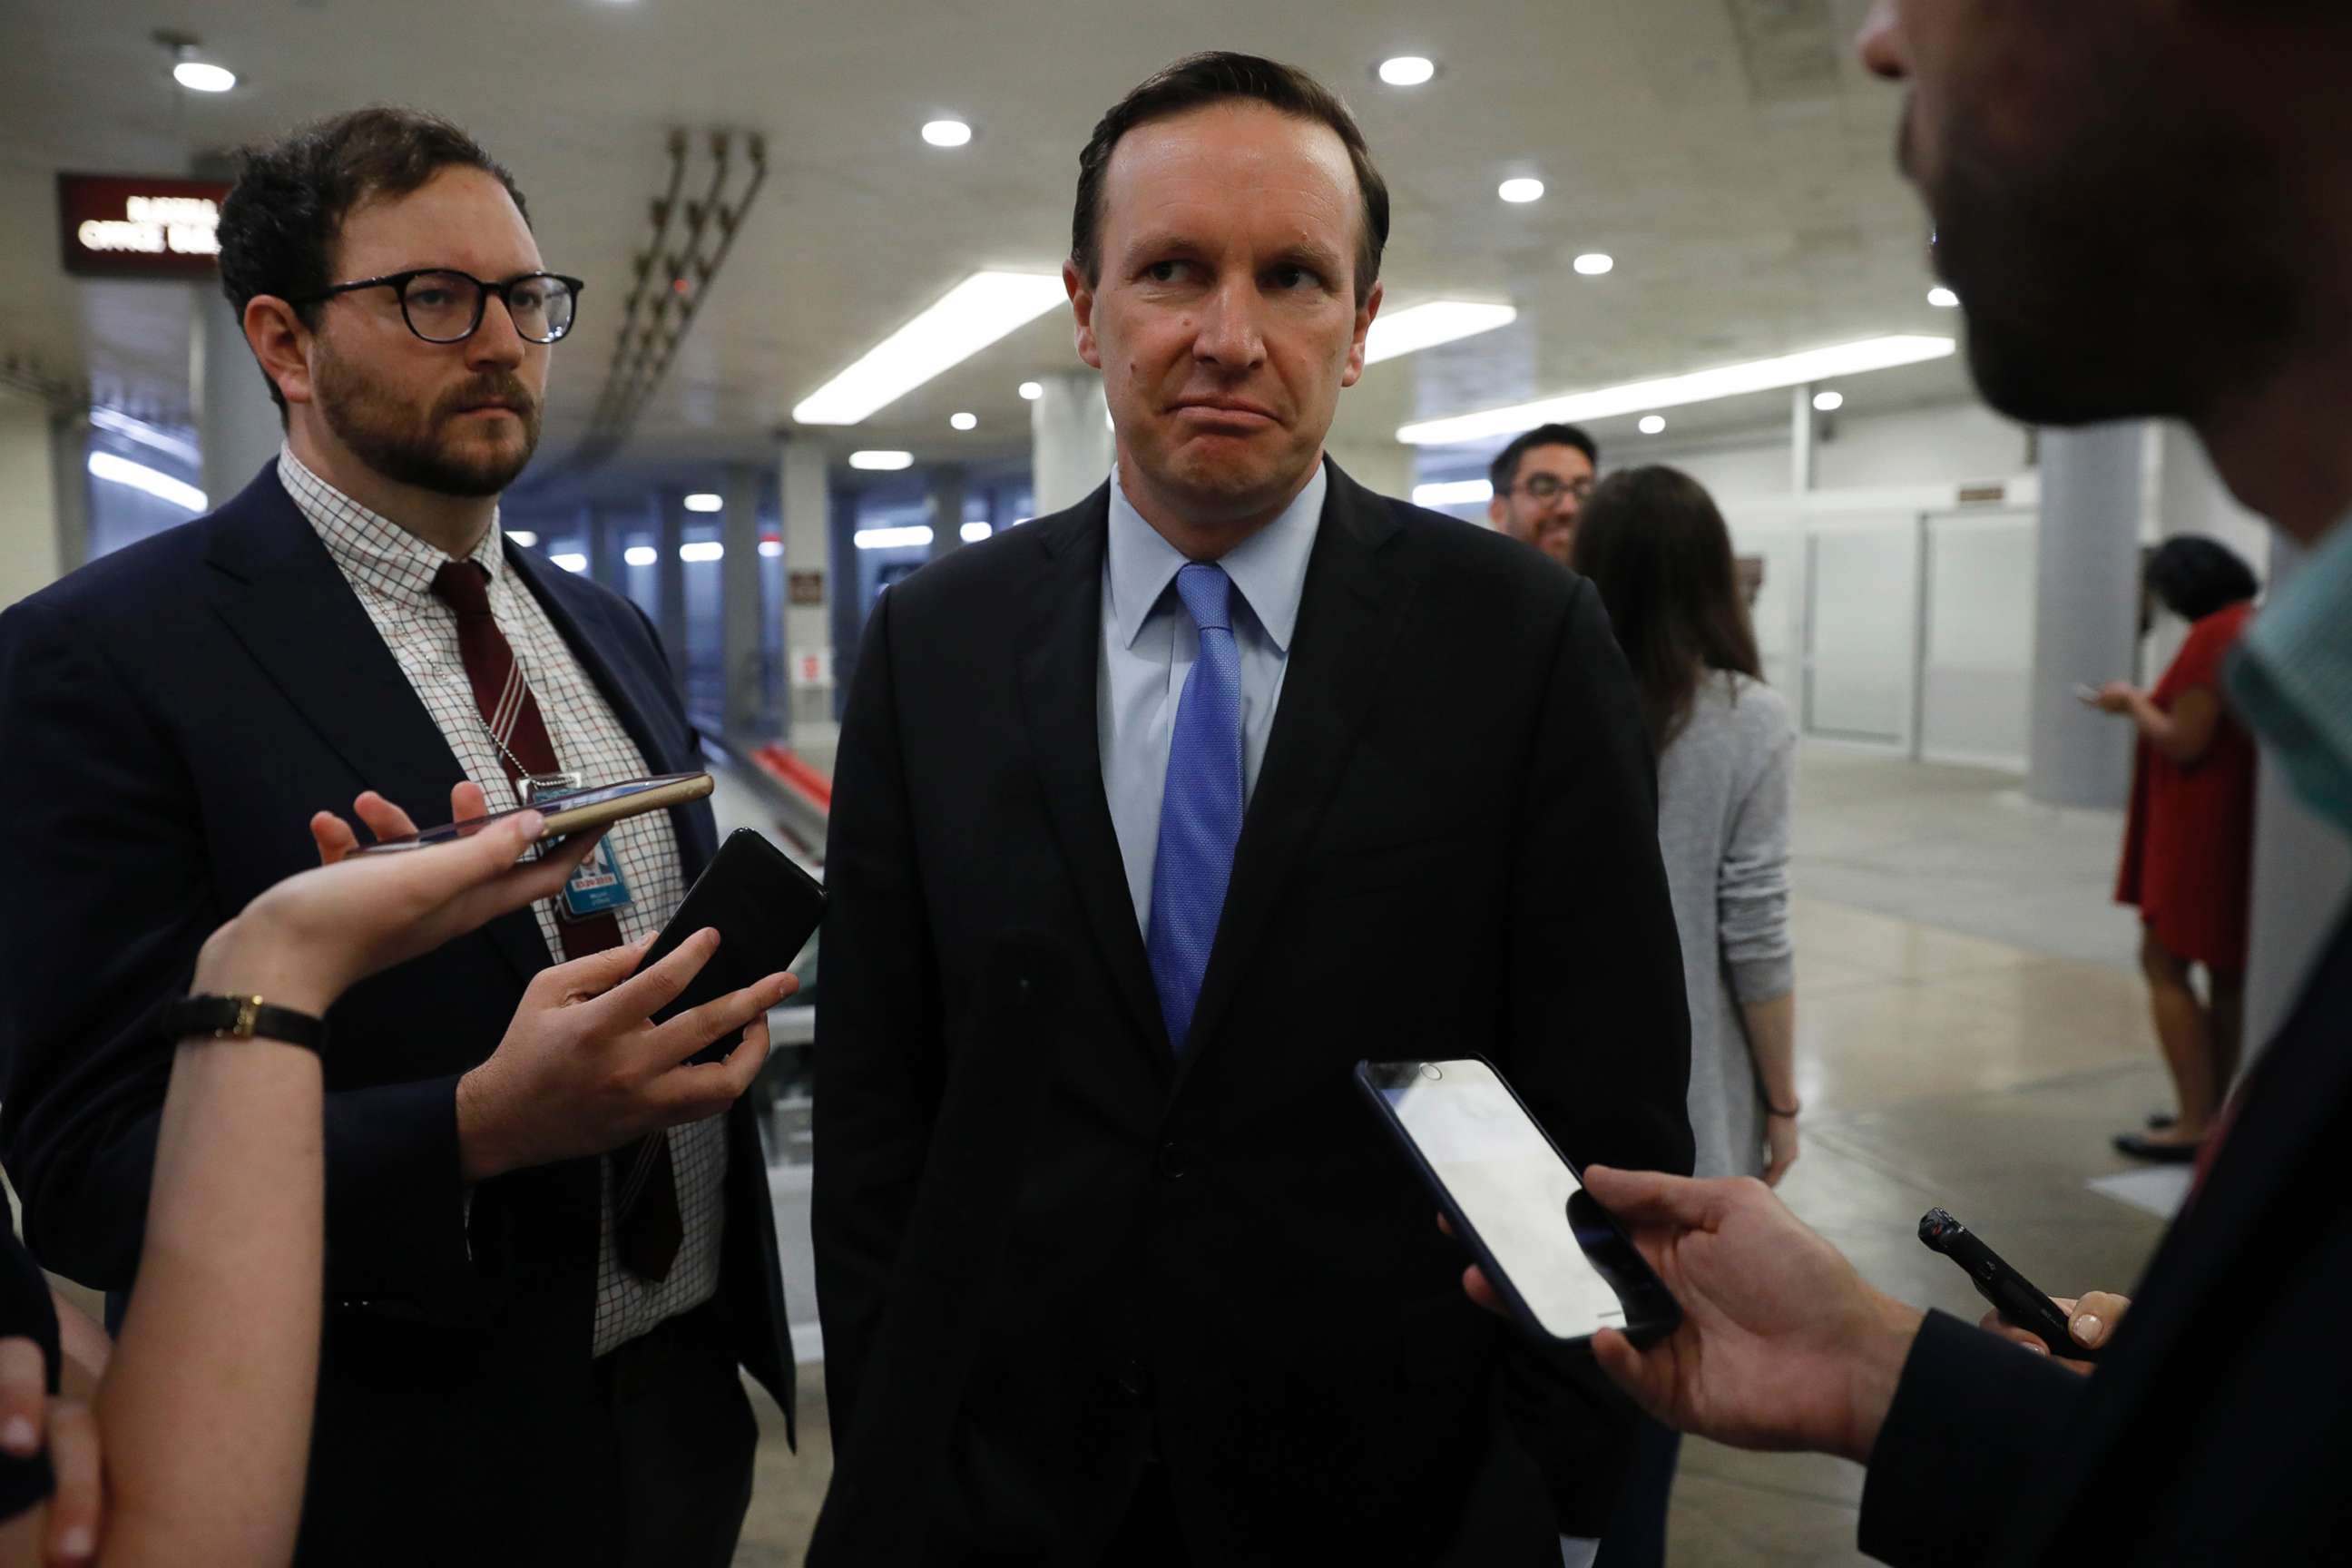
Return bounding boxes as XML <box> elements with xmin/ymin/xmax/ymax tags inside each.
<box><xmin>278</xmin><ymin>445</ymin><xmax>505</xmax><ymax>607</ymax></box>
<box><xmin>1104</xmin><ymin>459</ymin><xmax>1327</xmax><ymax>652</ymax></box>
<box><xmin>2229</xmin><ymin>509</ymin><xmax>2352</xmax><ymax>835</ymax></box>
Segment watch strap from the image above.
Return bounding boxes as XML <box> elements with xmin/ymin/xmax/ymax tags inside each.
<box><xmin>160</xmin><ymin>994</ymin><xmax>328</xmax><ymax>1054</ymax></box>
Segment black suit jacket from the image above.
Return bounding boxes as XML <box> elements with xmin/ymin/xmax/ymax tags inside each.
<box><xmin>0</xmin><ymin>466</ymin><xmax>793</xmax><ymax>1563</ymax></box>
<box><xmin>1857</xmin><ymin>906</ymin><xmax>2352</xmax><ymax>1564</ymax></box>
<box><xmin>809</xmin><ymin>464</ymin><xmax>1694</xmax><ymax>1566</ymax></box>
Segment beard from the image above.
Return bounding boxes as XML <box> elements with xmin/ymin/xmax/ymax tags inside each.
<box><xmin>313</xmin><ymin>344</ymin><xmax>543</xmax><ymax>498</ymax></box>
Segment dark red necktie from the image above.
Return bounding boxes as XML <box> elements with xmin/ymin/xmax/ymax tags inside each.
<box><xmin>432</xmin><ymin>562</ymin><xmax>683</xmax><ymax>1280</ymax></box>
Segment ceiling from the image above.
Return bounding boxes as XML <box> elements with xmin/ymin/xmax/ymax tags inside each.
<box><xmin>0</xmin><ymin>0</ymin><xmax>1968</xmax><ymax>498</ymax></box>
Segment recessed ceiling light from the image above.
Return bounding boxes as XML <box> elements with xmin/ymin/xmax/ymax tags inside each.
<box><xmin>1497</xmin><ymin>178</ymin><xmax>1545</xmax><ymax>205</ymax></box>
<box><xmin>793</xmin><ymin>271</ymin><xmax>1066</xmax><ymax>425</ymax></box>
<box><xmin>505</xmin><ymin>530</ymin><xmax>538</xmax><ymax>547</ymax></box>
<box><xmin>682</xmin><ymin>492</ymin><xmax>721</xmax><ymax>512</ymax></box>
<box><xmin>1363</xmin><ymin>301</ymin><xmax>1518</xmax><ymax>366</ymax></box>
<box><xmin>1928</xmin><ymin>285</ymin><xmax>1961</xmax><ymax>309</ymax></box>
<box><xmin>679</xmin><ymin>541</ymin><xmax>725</xmax><ymax>564</ymax></box>
<box><xmin>172</xmin><ymin>61</ymin><xmax>237</xmax><ymax>93</ymax></box>
<box><xmin>1377</xmin><ymin>56</ymin><xmax>1436</xmax><ymax>87</ymax></box>
<box><xmin>623</xmin><ymin>545</ymin><xmax>659</xmax><ymax>567</ymax></box>
<box><xmin>854</xmin><ymin>524</ymin><xmax>935</xmax><ymax>550</ymax></box>
<box><xmin>1396</xmin><ymin>335</ymin><xmax>1959</xmax><ymax>446</ymax></box>
<box><xmin>960</xmin><ymin>521</ymin><xmax>994</xmax><ymax>543</ymax></box>
<box><xmin>1573</xmin><ymin>253</ymin><xmax>1614</xmax><ymax>277</ymax></box>
<box><xmin>552</xmin><ymin>553</ymin><xmax>589</xmax><ymax>573</ymax></box>
<box><xmin>922</xmin><ymin>119</ymin><xmax>973</xmax><ymax>148</ymax></box>
<box><xmin>1812</xmin><ymin>389</ymin><xmax>1846</xmax><ymax>412</ymax></box>
<box><xmin>759</xmin><ymin>538</ymin><xmax>783</xmax><ymax>558</ymax></box>
<box><xmin>849</xmin><ymin>450</ymin><xmax>916</xmax><ymax>471</ymax></box>
<box><xmin>1639</xmin><ymin>415</ymin><xmax>1667</xmax><ymax>436</ymax></box>
<box><xmin>1018</xmin><ymin>380</ymin><xmax>1044</xmax><ymax>401</ymax></box>
<box><xmin>950</xmin><ymin>411</ymin><xmax>978</xmax><ymax>431</ymax></box>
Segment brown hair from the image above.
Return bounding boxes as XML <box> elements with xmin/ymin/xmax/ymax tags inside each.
<box><xmin>1572</xmin><ymin>466</ymin><xmax>1766</xmax><ymax>751</ymax></box>
<box><xmin>1072</xmin><ymin>51</ymin><xmax>1390</xmax><ymax>307</ymax></box>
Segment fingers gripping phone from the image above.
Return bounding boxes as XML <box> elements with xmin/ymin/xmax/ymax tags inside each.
<box><xmin>640</xmin><ymin>829</ymin><xmax>828</xmax><ymax>1064</ymax></box>
<box><xmin>1918</xmin><ymin>1207</ymin><xmax>2101</xmax><ymax>1363</ymax></box>
<box><xmin>1356</xmin><ymin>1057</ymin><xmax>1682</xmax><ymax>1347</ymax></box>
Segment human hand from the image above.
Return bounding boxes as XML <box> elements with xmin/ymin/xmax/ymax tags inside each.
<box><xmin>192</xmin><ymin>808</ymin><xmax>598</xmax><ymax>1019</ymax></box>
<box><xmin>309</xmin><ymin>781</ymin><xmax>492</xmax><ymax>865</ymax></box>
<box><xmin>0</xmin><ymin>1336</ymin><xmax>103</xmax><ymax>1563</ymax></box>
<box><xmin>1455</xmin><ymin>1169</ymin><xmax>1924</xmax><ymax>1464</ymax></box>
<box><xmin>1978</xmin><ymin>1290</ymin><xmax>2127</xmax><ymax>1374</ymax></box>
<box><xmin>1762</xmin><ymin>1115</ymin><xmax>1799</xmax><ymax>1187</ymax></box>
<box><xmin>453</xmin><ymin>931</ymin><xmax>796</xmax><ymax>1181</ymax></box>
<box><xmin>2088</xmin><ymin>681</ymin><xmax>2138</xmax><ymax>715</ymax></box>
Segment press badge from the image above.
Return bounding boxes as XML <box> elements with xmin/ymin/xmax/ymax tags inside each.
<box><xmin>524</xmin><ymin>774</ymin><xmax>636</xmax><ymax>920</ymax></box>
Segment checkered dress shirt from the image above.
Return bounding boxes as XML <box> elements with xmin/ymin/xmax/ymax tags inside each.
<box><xmin>279</xmin><ymin>447</ymin><xmax>726</xmax><ymax>1357</ymax></box>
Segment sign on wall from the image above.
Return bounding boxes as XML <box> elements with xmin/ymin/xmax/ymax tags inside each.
<box><xmin>58</xmin><ymin>173</ymin><xmax>230</xmax><ymax>279</ymax></box>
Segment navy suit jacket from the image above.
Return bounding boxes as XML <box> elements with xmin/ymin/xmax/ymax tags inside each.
<box><xmin>0</xmin><ymin>465</ymin><xmax>792</xmax><ymax>1556</ymax></box>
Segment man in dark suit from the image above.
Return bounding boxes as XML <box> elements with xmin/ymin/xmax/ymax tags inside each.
<box><xmin>809</xmin><ymin>53</ymin><xmax>1693</xmax><ymax>1567</ymax></box>
<box><xmin>0</xmin><ymin>109</ymin><xmax>794</xmax><ymax>1567</ymax></box>
<box><xmin>1474</xmin><ymin>4</ymin><xmax>2352</xmax><ymax>1564</ymax></box>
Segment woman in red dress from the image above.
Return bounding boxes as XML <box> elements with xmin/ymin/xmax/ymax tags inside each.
<box><xmin>2092</xmin><ymin>536</ymin><xmax>2261</xmax><ymax>1162</ymax></box>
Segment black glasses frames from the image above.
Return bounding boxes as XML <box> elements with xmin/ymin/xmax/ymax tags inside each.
<box><xmin>292</xmin><ymin>269</ymin><xmax>584</xmax><ymax>345</ymax></box>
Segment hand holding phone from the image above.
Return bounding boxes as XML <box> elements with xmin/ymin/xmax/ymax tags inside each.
<box><xmin>1357</xmin><ymin>1057</ymin><xmax>1681</xmax><ymax>1347</ymax></box>
<box><xmin>355</xmin><ymin>772</ymin><xmax>713</xmax><ymax>854</ymax></box>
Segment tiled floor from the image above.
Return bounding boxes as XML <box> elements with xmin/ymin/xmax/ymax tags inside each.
<box><xmin>732</xmin><ymin>747</ymin><xmax>2175</xmax><ymax>1565</ymax></box>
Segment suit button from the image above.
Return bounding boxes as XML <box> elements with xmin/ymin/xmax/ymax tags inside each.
<box><xmin>1114</xmin><ymin>1357</ymin><xmax>1151</xmax><ymax>1402</ymax></box>
<box><xmin>1157</xmin><ymin>1142</ymin><xmax>1188</xmax><ymax>1179</ymax></box>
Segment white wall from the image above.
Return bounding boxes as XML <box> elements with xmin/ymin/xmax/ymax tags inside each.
<box><xmin>0</xmin><ymin>389</ymin><xmax>62</xmax><ymax>612</ymax></box>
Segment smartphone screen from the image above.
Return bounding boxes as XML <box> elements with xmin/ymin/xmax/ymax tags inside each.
<box><xmin>1361</xmin><ymin>1058</ymin><xmax>1677</xmax><ymax>1343</ymax></box>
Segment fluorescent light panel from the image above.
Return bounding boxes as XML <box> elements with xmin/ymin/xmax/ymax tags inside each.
<box><xmin>1411</xmin><ymin>478</ymin><xmax>1494</xmax><ymax>507</ymax></box>
<box><xmin>506</xmin><ymin>530</ymin><xmax>539</xmax><ymax>547</ymax></box>
<box><xmin>959</xmin><ymin>521</ymin><xmax>993</xmax><ymax>543</ymax></box>
<box><xmin>623</xmin><ymin>545</ymin><xmax>659</xmax><ymax>566</ymax></box>
<box><xmin>855</xmin><ymin>524</ymin><xmax>934</xmax><ymax>551</ymax></box>
<box><xmin>683</xmin><ymin>492</ymin><xmax>721</xmax><ymax>512</ymax></box>
<box><xmin>679</xmin><ymin>541</ymin><xmax>725</xmax><ymax>563</ymax></box>
<box><xmin>1396</xmin><ymin>335</ymin><xmax>1957</xmax><ymax>446</ymax></box>
<box><xmin>1362</xmin><ymin>301</ymin><xmax>1517</xmax><ymax>366</ymax></box>
<box><xmin>848</xmin><ymin>449</ymin><xmax>914</xmax><ymax>471</ymax></box>
<box><xmin>552</xmin><ymin>553</ymin><xmax>589</xmax><ymax>573</ymax></box>
<box><xmin>793</xmin><ymin>271</ymin><xmax>1066</xmax><ymax>426</ymax></box>
<box><xmin>87</xmin><ymin>452</ymin><xmax>205</xmax><ymax>512</ymax></box>
<box><xmin>89</xmin><ymin>408</ymin><xmax>200</xmax><ymax>465</ymax></box>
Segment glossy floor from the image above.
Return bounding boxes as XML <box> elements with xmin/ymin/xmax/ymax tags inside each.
<box><xmin>732</xmin><ymin>747</ymin><xmax>2176</xmax><ymax>1565</ymax></box>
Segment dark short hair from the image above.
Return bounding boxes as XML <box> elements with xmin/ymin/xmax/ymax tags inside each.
<box><xmin>1572</xmin><ymin>466</ymin><xmax>1764</xmax><ymax>751</ymax></box>
<box><xmin>1489</xmin><ymin>424</ymin><xmax>1599</xmax><ymax>495</ymax></box>
<box><xmin>217</xmin><ymin>107</ymin><xmax>531</xmax><ymax>413</ymax></box>
<box><xmin>2144</xmin><ymin>534</ymin><xmax>2259</xmax><ymax>622</ymax></box>
<box><xmin>1072</xmin><ymin>52</ymin><xmax>1390</xmax><ymax>308</ymax></box>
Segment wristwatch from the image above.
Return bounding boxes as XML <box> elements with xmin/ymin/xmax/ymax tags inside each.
<box><xmin>159</xmin><ymin>994</ymin><xmax>328</xmax><ymax>1054</ymax></box>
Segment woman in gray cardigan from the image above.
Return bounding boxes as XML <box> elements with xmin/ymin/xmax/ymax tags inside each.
<box><xmin>1574</xmin><ymin>466</ymin><xmax>1799</xmax><ymax>1568</ymax></box>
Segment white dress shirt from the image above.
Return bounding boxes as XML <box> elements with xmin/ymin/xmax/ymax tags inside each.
<box><xmin>1096</xmin><ymin>462</ymin><xmax>1327</xmax><ymax>937</ymax></box>
<box><xmin>279</xmin><ymin>446</ymin><xmax>726</xmax><ymax>1358</ymax></box>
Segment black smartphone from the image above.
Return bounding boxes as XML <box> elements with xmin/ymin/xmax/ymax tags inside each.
<box><xmin>356</xmin><ymin>772</ymin><xmax>714</xmax><ymax>853</ymax></box>
<box><xmin>641</xmin><ymin>828</ymin><xmax>827</xmax><ymax>1064</ymax></box>
<box><xmin>1918</xmin><ymin>1207</ymin><xmax>2100</xmax><ymax>1363</ymax></box>
<box><xmin>1355</xmin><ymin>1057</ymin><xmax>1682</xmax><ymax>1348</ymax></box>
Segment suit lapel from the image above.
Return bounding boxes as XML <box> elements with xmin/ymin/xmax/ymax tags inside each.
<box><xmin>1014</xmin><ymin>489</ymin><xmax>1172</xmax><ymax>1062</ymax></box>
<box><xmin>505</xmin><ymin>545</ymin><xmax>718</xmax><ymax>870</ymax></box>
<box><xmin>1175</xmin><ymin>464</ymin><xmax>1416</xmax><ymax>1094</ymax></box>
<box><xmin>201</xmin><ymin>466</ymin><xmax>549</xmax><ymax>986</ymax></box>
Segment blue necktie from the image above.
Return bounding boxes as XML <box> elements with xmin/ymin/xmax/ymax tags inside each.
<box><xmin>1148</xmin><ymin>563</ymin><xmax>1244</xmax><ymax>1054</ymax></box>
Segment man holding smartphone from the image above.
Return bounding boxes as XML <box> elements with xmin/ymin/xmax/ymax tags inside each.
<box><xmin>0</xmin><ymin>109</ymin><xmax>793</xmax><ymax>1566</ymax></box>
<box><xmin>1467</xmin><ymin>4</ymin><xmax>2352</xmax><ymax>1564</ymax></box>
<box><xmin>810</xmin><ymin>52</ymin><xmax>1692</xmax><ymax>1567</ymax></box>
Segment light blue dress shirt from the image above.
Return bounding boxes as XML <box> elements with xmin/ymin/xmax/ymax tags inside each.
<box><xmin>2229</xmin><ymin>509</ymin><xmax>2352</xmax><ymax>836</ymax></box>
<box><xmin>1098</xmin><ymin>462</ymin><xmax>1328</xmax><ymax>939</ymax></box>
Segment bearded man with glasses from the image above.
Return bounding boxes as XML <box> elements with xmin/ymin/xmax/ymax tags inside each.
<box><xmin>0</xmin><ymin>108</ymin><xmax>794</xmax><ymax>1568</ymax></box>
